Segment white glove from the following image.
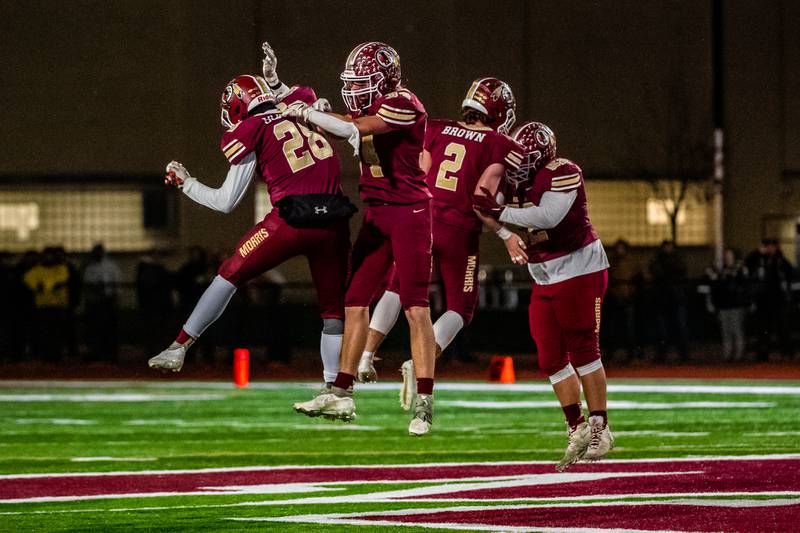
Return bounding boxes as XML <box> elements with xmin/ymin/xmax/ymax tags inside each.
<box><xmin>165</xmin><ymin>160</ymin><xmax>191</xmax><ymax>189</ymax></box>
<box><xmin>281</xmin><ymin>101</ymin><xmax>312</xmax><ymax>122</ymax></box>
<box><xmin>261</xmin><ymin>40</ymin><xmax>279</xmax><ymax>86</ymax></box>
<box><xmin>312</xmin><ymin>98</ymin><xmax>332</xmax><ymax>113</ymax></box>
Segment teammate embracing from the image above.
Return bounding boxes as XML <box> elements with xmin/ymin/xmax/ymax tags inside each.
<box><xmin>474</xmin><ymin>122</ymin><xmax>613</xmax><ymax>471</ymax></box>
<box><xmin>356</xmin><ymin>78</ymin><xmax>529</xmax><ymax>411</ymax></box>
<box><xmin>148</xmin><ymin>48</ymin><xmax>353</xmax><ymax>389</ymax></box>
<box><xmin>286</xmin><ymin>42</ymin><xmax>437</xmax><ymax>435</ymax></box>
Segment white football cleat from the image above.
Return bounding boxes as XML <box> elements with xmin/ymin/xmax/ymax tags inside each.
<box><xmin>148</xmin><ymin>344</ymin><xmax>188</xmax><ymax>373</ymax></box>
<box><xmin>408</xmin><ymin>393</ymin><xmax>433</xmax><ymax>436</ymax></box>
<box><xmin>293</xmin><ymin>388</ymin><xmax>356</xmax><ymax>422</ymax></box>
<box><xmin>399</xmin><ymin>359</ymin><xmax>416</xmax><ymax>411</ymax></box>
<box><xmin>583</xmin><ymin>417</ymin><xmax>614</xmax><ymax>462</ymax></box>
<box><xmin>357</xmin><ymin>354</ymin><xmax>378</xmax><ymax>383</ymax></box>
<box><xmin>556</xmin><ymin>420</ymin><xmax>591</xmax><ymax>472</ymax></box>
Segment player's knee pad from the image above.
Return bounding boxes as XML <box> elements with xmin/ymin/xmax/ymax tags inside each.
<box><xmin>548</xmin><ymin>363</ymin><xmax>576</xmax><ymax>384</ymax></box>
<box><xmin>575</xmin><ymin>359</ymin><xmax>603</xmax><ymax>377</ymax></box>
<box><xmin>322</xmin><ymin>318</ymin><xmax>344</xmax><ymax>336</ymax></box>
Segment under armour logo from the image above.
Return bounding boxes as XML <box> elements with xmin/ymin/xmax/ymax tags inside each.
<box><xmin>314</xmin><ymin>206</ymin><xmax>328</xmax><ymax>214</ymax></box>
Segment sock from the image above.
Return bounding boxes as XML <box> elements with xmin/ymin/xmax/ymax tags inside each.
<box><xmin>369</xmin><ymin>291</ymin><xmax>402</xmax><ymax>334</ymax></box>
<box><xmin>417</xmin><ymin>377</ymin><xmax>434</xmax><ymax>395</ymax></box>
<box><xmin>320</xmin><ymin>332</ymin><xmax>342</xmax><ymax>384</ymax></box>
<box><xmin>562</xmin><ymin>403</ymin><xmax>584</xmax><ymax>428</ymax></box>
<box><xmin>175</xmin><ymin>329</ymin><xmax>193</xmax><ymax>345</ymax></box>
<box><xmin>360</xmin><ymin>350</ymin><xmax>374</xmax><ymax>363</ymax></box>
<box><xmin>333</xmin><ymin>372</ymin><xmax>355</xmax><ymax>391</ymax></box>
<box><xmin>432</xmin><ymin>311</ymin><xmax>464</xmax><ymax>352</ymax></box>
<box><xmin>589</xmin><ymin>410</ymin><xmax>608</xmax><ymax>427</ymax></box>
<box><xmin>182</xmin><ymin>275</ymin><xmax>237</xmax><ymax>338</ymax></box>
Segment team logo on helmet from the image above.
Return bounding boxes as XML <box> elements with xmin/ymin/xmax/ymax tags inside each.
<box><xmin>375</xmin><ymin>49</ymin><xmax>396</xmax><ymax>68</ymax></box>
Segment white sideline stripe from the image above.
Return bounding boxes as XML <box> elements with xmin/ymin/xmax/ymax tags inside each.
<box><xmin>15</xmin><ymin>418</ymin><xmax>96</xmax><ymax>425</ymax></box>
<box><xmin>4</xmin><ymin>381</ymin><xmax>800</xmax><ymax>395</ymax></box>
<box><xmin>1</xmin><ymin>454</ymin><xmax>798</xmax><ymax>480</ymax></box>
<box><xmin>0</xmin><ymin>393</ymin><xmax>226</xmax><ymax>402</ymax></box>
<box><xmin>441</xmin><ymin>400</ymin><xmax>775</xmax><ymax>410</ymax></box>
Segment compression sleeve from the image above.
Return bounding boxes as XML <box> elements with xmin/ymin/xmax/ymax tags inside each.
<box><xmin>499</xmin><ymin>190</ymin><xmax>577</xmax><ymax>229</ymax></box>
<box><xmin>182</xmin><ymin>152</ymin><xmax>257</xmax><ymax>214</ymax></box>
<box><xmin>305</xmin><ymin>110</ymin><xmax>360</xmax><ymax>154</ymax></box>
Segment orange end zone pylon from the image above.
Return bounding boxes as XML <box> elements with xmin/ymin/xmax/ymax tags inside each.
<box><xmin>488</xmin><ymin>355</ymin><xmax>516</xmax><ymax>384</ymax></box>
<box><xmin>233</xmin><ymin>348</ymin><xmax>250</xmax><ymax>388</ymax></box>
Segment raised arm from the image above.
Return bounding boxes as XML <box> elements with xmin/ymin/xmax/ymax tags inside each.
<box><xmin>165</xmin><ymin>155</ymin><xmax>256</xmax><ymax>214</ymax></box>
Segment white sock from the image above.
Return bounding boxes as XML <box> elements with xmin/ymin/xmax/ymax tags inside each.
<box><xmin>183</xmin><ymin>276</ymin><xmax>237</xmax><ymax>338</ymax></box>
<box><xmin>370</xmin><ymin>291</ymin><xmax>402</xmax><ymax>334</ymax></box>
<box><xmin>360</xmin><ymin>350</ymin><xmax>374</xmax><ymax>364</ymax></box>
<box><xmin>433</xmin><ymin>311</ymin><xmax>465</xmax><ymax>352</ymax></box>
<box><xmin>320</xmin><ymin>332</ymin><xmax>342</xmax><ymax>384</ymax></box>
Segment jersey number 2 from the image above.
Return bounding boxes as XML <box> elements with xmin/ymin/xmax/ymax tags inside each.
<box><xmin>274</xmin><ymin>121</ymin><xmax>333</xmax><ymax>173</ymax></box>
<box><xmin>434</xmin><ymin>142</ymin><xmax>466</xmax><ymax>191</ymax></box>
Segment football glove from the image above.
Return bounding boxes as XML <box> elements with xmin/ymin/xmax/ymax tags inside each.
<box><xmin>473</xmin><ymin>187</ymin><xmax>505</xmax><ymax>220</ymax></box>
<box><xmin>282</xmin><ymin>101</ymin><xmax>312</xmax><ymax>122</ymax></box>
<box><xmin>312</xmin><ymin>98</ymin><xmax>332</xmax><ymax>113</ymax></box>
<box><xmin>261</xmin><ymin>40</ymin><xmax>279</xmax><ymax>86</ymax></box>
<box><xmin>165</xmin><ymin>160</ymin><xmax>190</xmax><ymax>189</ymax></box>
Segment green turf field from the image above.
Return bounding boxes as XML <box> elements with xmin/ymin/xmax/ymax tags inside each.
<box><xmin>1</xmin><ymin>379</ymin><xmax>799</xmax><ymax>532</ymax></box>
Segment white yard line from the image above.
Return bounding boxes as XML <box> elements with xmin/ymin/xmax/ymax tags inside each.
<box><xmin>0</xmin><ymin>393</ymin><xmax>225</xmax><ymax>402</ymax></box>
<box><xmin>441</xmin><ymin>400</ymin><xmax>775</xmax><ymax>409</ymax></box>
<box><xmin>2</xmin><ymin>380</ymin><xmax>800</xmax><ymax>395</ymax></box>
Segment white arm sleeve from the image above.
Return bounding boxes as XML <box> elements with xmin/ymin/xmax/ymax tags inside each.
<box><xmin>181</xmin><ymin>152</ymin><xmax>257</xmax><ymax>214</ymax></box>
<box><xmin>499</xmin><ymin>190</ymin><xmax>577</xmax><ymax>229</ymax></box>
<box><xmin>306</xmin><ymin>109</ymin><xmax>360</xmax><ymax>154</ymax></box>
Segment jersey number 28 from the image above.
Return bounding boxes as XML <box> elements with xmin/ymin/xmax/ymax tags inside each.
<box><xmin>274</xmin><ymin>121</ymin><xmax>333</xmax><ymax>173</ymax></box>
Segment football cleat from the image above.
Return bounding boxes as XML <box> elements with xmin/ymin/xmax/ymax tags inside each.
<box><xmin>148</xmin><ymin>344</ymin><xmax>188</xmax><ymax>373</ymax></box>
<box><xmin>399</xmin><ymin>359</ymin><xmax>416</xmax><ymax>411</ymax></box>
<box><xmin>583</xmin><ymin>417</ymin><xmax>614</xmax><ymax>462</ymax></box>
<box><xmin>555</xmin><ymin>420</ymin><xmax>590</xmax><ymax>472</ymax></box>
<box><xmin>408</xmin><ymin>393</ymin><xmax>433</xmax><ymax>436</ymax></box>
<box><xmin>293</xmin><ymin>387</ymin><xmax>356</xmax><ymax>422</ymax></box>
<box><xmin>357</xmin><ymin>354</ymin><xmax>378</xmax><ymax>383</ymax></box>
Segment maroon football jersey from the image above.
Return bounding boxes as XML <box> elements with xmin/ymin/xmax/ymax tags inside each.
<box><xmin>425</xmin><ymin>119</ymin><xmax>524</xmax><ymax>232</ymax></box>
<box><xmin>357</xmin><ymin>88</ymin><xmax>430</xmax><ymax>205</ymax></box>
<box><xmin>279</xmin><ymin>85</ymin><xmax>317</xmax><ymax>107</ymax></box>
<box><xmin>220</xmin><ymin>87</ymin><xmax>342</xmax><ymax>205</ymax></box>
<box><xmin>521</xmin><ymin>158</ymin><xmax>599</xmax><ymax>263</ymax></box>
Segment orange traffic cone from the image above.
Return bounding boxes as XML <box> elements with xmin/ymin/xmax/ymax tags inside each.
<box><xmin>488</xmin><ymin>355</ymin><xmax>515</xmax><ymax>384</ymax></box>
<box><xmin>233</xmin><ymin>348</ymin><xmax>250</xmax><ymax>388</ymax></box>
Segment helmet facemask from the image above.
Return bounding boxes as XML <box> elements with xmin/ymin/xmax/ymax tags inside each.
<box><xmin>340</xmin><ymin>71</ymin><xmax>385</xmax><ymax>113</ymax></box>
<box><xmin>505</xmin><ymin>149</ymin><xmax>541</xmax><ymax>187</ymax></box>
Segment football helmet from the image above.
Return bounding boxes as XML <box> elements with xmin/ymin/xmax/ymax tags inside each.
<box><xmin>340</xmin><ymin>42</ymin><xmax>401</xmax><ymax>113</ymax></box>
<box><xmin>505</xmin><ymin>121</ymin><xmax>557</xmax><ymax>185</ymax></box>
<box><xmin>462</xmin><ymin>77</ymin><xmax>516</xmax><ymax>134</ymax></box>
<box><xmin>220</xmin><ymin>75</ymin><xmax>275</xmax><ymax>129</ymax></box>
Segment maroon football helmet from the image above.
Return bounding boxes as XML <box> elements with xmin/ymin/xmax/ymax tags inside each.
<box><xmin>220</xmin><ymin>75</ymin><xmax>275</xmax><ymax>129</ymax></box>
<box><xmin>340</xmin><ymin>42</ymin><xmax>402</xmax><ymax>113</ymax></box>
<box><xmin>505</xmin><ymin>121</ymin><xmax>557</xmax><ymax>185</ymax></box>
<box><xmin>462</xmin><ymin>77</ymin><xmax>516</xmax><ymax>134</ymax></box>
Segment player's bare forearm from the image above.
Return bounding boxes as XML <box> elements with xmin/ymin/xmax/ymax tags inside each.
<box><xmin>419</xmin><ymin>150</ymin><xmax>432</xmax><ymax>174</ymax></box>
<box><xmin>353</xmin><ymin>115</ymin><xmax>392</xmax><ymax>135</ymax></box>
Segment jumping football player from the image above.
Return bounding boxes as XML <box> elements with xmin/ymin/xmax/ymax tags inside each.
<box><xmin>355</xmin><ymin>78</ymin><xmax>529</xmax><ymax>411</ymax></box>
<box><xmin>285</xmin><ymin>42</ymin><xmax>436</xmax><ymax>435</ymax></box>
<box><xmin>474</xmin><ymin>121</ymin><xmax>613</xmax><ymax>471</ymax></box>
<box><xmin>148</xmin><ymin>67</ymin><xmax>352</xmax><ymax>389</ymax></box>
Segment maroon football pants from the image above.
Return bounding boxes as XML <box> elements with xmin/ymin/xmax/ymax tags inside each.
<box><xmin>528</xmin><ymin>269</ymin><xmax>608</xmax><ymax>377</ymax></box>
<box><xmin>387</xmin><ymin>221</ymin><xmax>480</xmax><ymax>323</ymax></box>
<box><xmin>345</xmin><ymin>201</ymin><xmax>433</xmax><ymax>309</ymax></box>
<box><xmin>218</xmin><ymin>210</ymin><xmax>350</xmax><ymax>319</ymax></box>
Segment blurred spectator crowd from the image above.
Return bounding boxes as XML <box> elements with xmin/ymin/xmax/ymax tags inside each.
<box><xmin>0</xmin><ymin>238</ymin><xmax>798</xmax><ymax>366</ymax></box>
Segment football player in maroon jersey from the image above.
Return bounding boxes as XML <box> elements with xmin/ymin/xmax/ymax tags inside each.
<box><xmin>148</xmin><ymin>68</ymin><xmax>353</xmax><ymax>390</ymax></box>
<box><xmin>285</xmin><ymin>42</ymin><xmax>436</xmax><ymax>435</ymax></box>
<box><xmin>354</xmin><ymin>78</ymin><xmax>529</xmax><ymax>410</ymax></box>
<box><xmin>474</xmin><ymin>121</ymin><xmax>613</xmax><ymax>471</ymax></box>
